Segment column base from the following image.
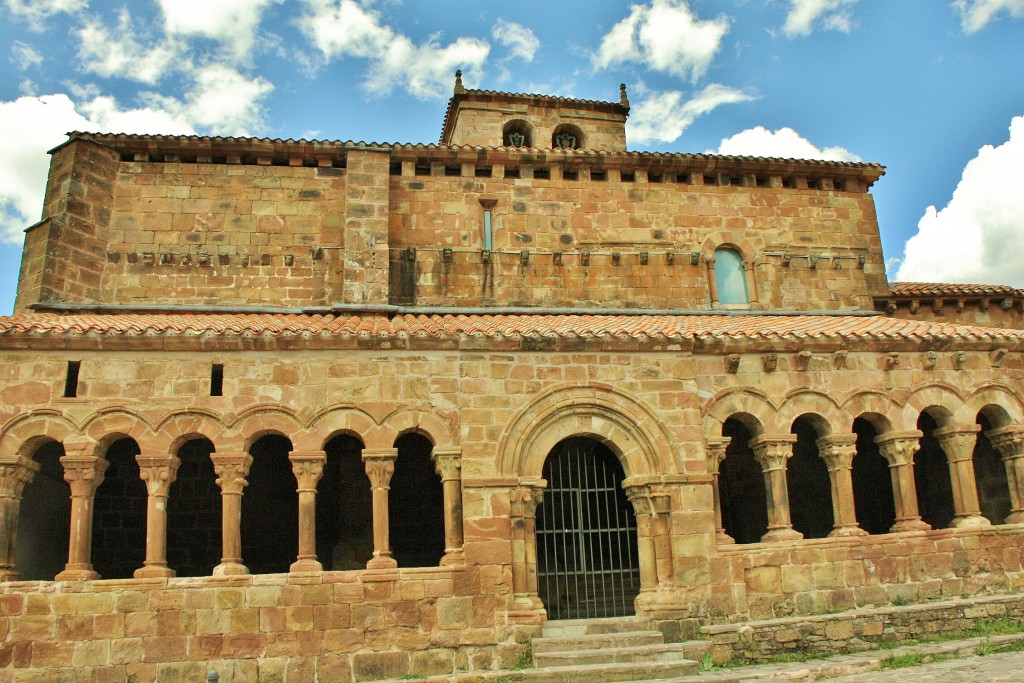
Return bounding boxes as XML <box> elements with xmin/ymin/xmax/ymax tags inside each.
<box><xmin>890</xmin><ymin>518</ymin><xmax>931</xmax><ymax>533</ymax></box>
<box><xmin>715</xmin><ymin>530</ymin><xmax>735</xmax><ymax>545</ymax></box>
<box><xmin>213</xmin><ymin>561</ymin><xmax>250</xmax><ymax>576</ymax></box>
<box><xmin>760</xmin><ymin>526</ymin><xmax>802</xmax><ymax>542</ymax></box>
<box><xmin>134</xmin><ymin>565</ymin><xmax>176</xmax><ymax>579</ymax></box>
<box><xmin>951</xmin><ymin>514</ymin><xmax>991</xmax><ymax>529</ymax></box>
<box><xmin>55</xmin><ymin>566</ymin><xmax>99</xmax><ymax>581</ymax></box>
<box><xmin>290</xmin><ymin>558</ymin><xmax>323</xmax><ymax>573</ymax></box>
<box><xmin>828</xmin><ymin>525</ymin><xmax>868</xmax><ymax>538</ymax></box>
<box><xmin>0</xmin><ymin>570</ymin><xmax>21</xmax><ymax>582</ymax></box>
<box><xmin>366</xmin><ymin>555</ymin><xmax>398</xmax><ymax>570</ymax></box>
<box><xmin>510</xmin><ymin>592</ymin><xmax>545</xmax><ymax>613</ymax></box>
<box><xmin>1005</xmin><ymin>510</ymin><xmax>1024</xmax><ymax>524</ymax></box>
<box><xmin>440</xmin><ymin>549</ymin><xmax>465</xmax><ymax>566</ymax></box>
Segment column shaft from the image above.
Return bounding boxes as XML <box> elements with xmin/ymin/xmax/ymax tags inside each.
<box><xmin>817</xmin><ymin>436</ymin><xmax>867</xmax><ymax>537</ymax></box>
<box><xmin>289</xmin><ymin>450</ymin><xmax>326</xmax><ymax>573</ymax></box>
<box><xmin>433</xmin><ymin>447</ymin><xmax>465</xmax><ymax>565</ymax></box>
<box><xmin>875</xmin><ymin>431</ymin><xmax>930</xmax><ymax>532</ymax></box>
<box><xmin>751</xmin><ymin>436</ymin><xmax>802</xmax><ymax>542</ymax></box>
<box><xmin>935</xmin><ymin>425</ymin><xmax>989</xmax><ymax>528</ymax></box>
<box><xmin>0</xmin><ymin>456</ymin><xmax>40</xmax><ymax>581</ymax></box>
<box><xmin>56</xmin><ymin>452</ymin><xmax>108</xmax><ymax>581</ymax></box>
<box><xmin>363</xmin><ymin>448</ymin><xmax>398</xmax><ymax>569</ymax></box>
<box><xmin>134</xmin><ymin>455</ymin><xmax>180</xmax><ymax>578</ymax></box>
<box><xmin>211</xmin><ymin>452</ymin><xmax>252</xmax><ymax>576</ymax></box>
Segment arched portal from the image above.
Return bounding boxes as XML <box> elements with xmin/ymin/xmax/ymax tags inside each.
<box><xmin>15</xmin><ymin>441</ymin><xmax>69</xmax><ymax>580</ymax></box>
<box><xmin>317</xmin><ymin>434</ymin><xmax>371</xmax><ymax>570</ymax></box>
<box><xmin>390</xmin><ymin>432</ymin><xmax>445</xmax><ymax>567</ymax></box>
<box><xmin>92</xmin><ymin>438</ymin><xmax>146</xmax><ymax>579</ymax></box>
<box><xmin>536</xmin><ymin>437</ymin><xmax>639</xmax><ymax>620</ymax></box>
<box><xmin>242</xmin><ymin>434</ymin><xmax>297</xmax><ymax>574</ymax></box>
<box><xmin>167</xmin><ymin>438</ymin><xmax>220</xmax><ymax>577</ymax></box>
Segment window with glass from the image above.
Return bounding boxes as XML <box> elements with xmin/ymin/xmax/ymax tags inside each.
<box><xmin>715</xmin><ymin>247</ymin><xmax>749</xmax><ymax>305</ymax></box>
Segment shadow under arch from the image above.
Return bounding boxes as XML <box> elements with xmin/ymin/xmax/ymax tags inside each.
<box><xmin>496</xmin><ymin>384</ymin><xmax>673</xmax><ymax>480</ymax></box>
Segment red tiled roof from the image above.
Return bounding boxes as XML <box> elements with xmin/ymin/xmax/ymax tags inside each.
<box><xmin>0</xmin><ymin>312</ymin><xmax>1019</xmax><ymax>346</ymax></box>
<box><xmin>887</xmin><ymin>282</ymin><xmax>1024</xmax><ymax>297</ymax></box>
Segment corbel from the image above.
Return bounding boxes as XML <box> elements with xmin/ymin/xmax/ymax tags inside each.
<box><xmin>443</xmin><ymin>248</ymin><xmax>453</xmax><ymax>264</ymax></box>
<box><xmin>260</xmin><ymin>254</ymin><xmax>271</xmax><ymax>266</ymax></box>
<box><xmin>553</xmin><ymin>251</ymin><xmax>562</xmax><ymax>266</ymax></box>
<box><xmin>481</xmin><ymin>249</ymin><xmax>491</xmax><ymax>264</ymax></box>
<box><xmin>612</xmin><ymin>252</ymin><xmax>621</xmax><ymax>266</ymax></box>
<box><xmin>762</xmin><ymin>353</ymin><xmax>778</xmax><ymax>372</ymax></box>
<box><xmin>159</xmin><ymin>252</ymin><xmax>173</xmax><ymax>265</ymax></box>
<box><xmin>1002</xmin><ymin>298</ymin><xmax>1014</xmax><ymax>311</ymax></box>
<box><xmin>833</xmin><ymin>350</ymin><xmax>848</xmax><ymax>369</ymax></box>
<box><xmin>219</xmin><ymin>253</ymin><xmax>231</xmax><ymax>265</ymax></box>
<box><xmin>639</xmin><ymin>251</ymin><xmax>649</xmax><ymax>265</ymax></box>
<box><xmin>310</xmin><ymin>246</ymin><xmax>323</xmax><ymax>260</ymax></box>
<box><xmin>405</xmin><ymin>247</ymin><xmax>416</xmax><ymax>262</ymax></box>
<box><xmin>924</xmin><ymin>351</ymin><xmax>938</xmax><ymax>369</ymax></box>
<box><xmin>283</xmin><ymin>254</ymin><xmax>294</xmax><ymax>267</ymax></box>
<box><xmin>979</xmin><ymin>298</ymin><xmax>990</xmax><ymax>311</ymax></box>
<box><xmin>520</xmin><ymin>250</ymin><xmax>529</xmax><ymax>265</ymax></box>
<box><xmin>725</xmin><ymin>354</ymin><xmax>741</xmax><ymax>374</ymax></box>
<box><xmin>665</xmin><ymin>251</ymin><xmax>675</xmax><ymax>266</ymax></box>
<box><xmin>885</xmin><ymin>353</ymin><xmax>900</xmax><ymax>370</ymax></box>
<box><xmin>689</xmin><ymin>252</ymin><xmax>700</xmax><ymax>266</ymax></box>
<box><xmin>795</xmin><ymin>350</ymin><xmax>812</xmax><ymax>372</ymax></box>
<box><xmin>581</xmin><ymin>251</ymin><xmax>590</xmax><ymax>266</ymax></box>
<box><xmin>955</xmin><ymin>352</ymin><xmax>967</xmax><ymax>370</ymax></box>
<box><xmin>990</xmin><ymin>348</ymin><xmax>1008</xmax><ymax>368</ymax></box>
<box><xmin>909</xmin><ymin>300</ymin><xmax>920</xmax><ymax>314</ymax></box>
<box><xmin>932</xmin><ymin>298</ymin><xmax>943</xmax><ymax>314</ymax></box>
<box><xmin>886</xmin><ymin>300</ymin><xmax>898</xmax><ymax>314</ymax></box>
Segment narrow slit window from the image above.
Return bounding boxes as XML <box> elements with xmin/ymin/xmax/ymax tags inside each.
<box><xmin>210</xmin><ymin>364</ymin><xmax>224</xmax><ymax>397</ymax></box>
<box><xmin>64</xmin><ymin>361</ymin><xmax>81</xmax><ymax>398</ymax></box>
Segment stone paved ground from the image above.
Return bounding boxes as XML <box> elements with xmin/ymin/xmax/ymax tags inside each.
<box><xmin>813</xmin><ymin>650</ymin><xmax>1024</xmax><ymax>682</ymax></box>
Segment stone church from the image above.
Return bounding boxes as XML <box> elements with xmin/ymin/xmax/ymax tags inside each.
<box><xmin>1</xmin><ymin>73</ymin><xmax>1024</xmax><ymax>681</ymax></box>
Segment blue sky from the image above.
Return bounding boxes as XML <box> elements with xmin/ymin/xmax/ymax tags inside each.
<box><xmin>1</xmin><ymin>0</ymin><xmax>1023</xmax><ymax>314</ymax></box>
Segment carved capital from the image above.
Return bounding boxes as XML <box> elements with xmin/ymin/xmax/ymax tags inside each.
<box><xmin>987</xmin><ymin>425</ymin><xmax>1024</xmax><ymax>460</ymax></box>
<box><xmin>136</xmin><ymin>455</ymin><xmax>181</xmax><ymax>496</ymax></box>
<box><xmin>211</xmin><ymin>452</ymin><xmax>253</xmax><ymax>495</ymax></box>
<box><xmin>0</xmin><ymin>456</ymin><xmax>40</xmax><ymax>499</ymax></box>
<box><xmin>60</xmin><ymin>455</ymin><xmax>109</xmax><ymax>496</ymax></box>
<box><xmin>704</xmin><ymin>437</ymin><xmax>731</xmax><ymax>474</ymax></box>
<box><xmin>362</xmin><ymin>448</ymin><xmax>397</xmax><ymax>489</ymax></box>
<box><xmin>934</xmin><ymin>424</ymin><xmax>981</xmax><ymax>463</ymax></box>
<box><xmin>510</xmin><ymin>485</ymin><xmax>545</xmax><ymax>518</ymax></box>
<box><xmin>816</xmin><ymin>435</ymin><xmax>858</xmax><ymax>471</ymax></box>
<box><xmin>623</xmin><ymin>483</ymin><xmax>654</xmax><ymax>515</ymax></box>
<box><xmin>750</xmin><ymin>435</ymin><xmax>797</xmax><ymax>471</ymax></box>
<box><xmin>289</xmin><ymin>451</ymin><xmax>326</xmax><ymax>491</ymax></box>
<box><xmin>432</xmin><ymin>446</ymin><xmax>463</xmax><ymax>482</ymax></box>
<box><xmin>874</xmin><ymin>431</ymin><xmax>924</xmax><ymax>466</ymax></box>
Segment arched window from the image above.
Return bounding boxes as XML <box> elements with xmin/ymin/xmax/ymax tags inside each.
<box><xmin>552</xmin><ymin>124</ymin><xmax>584</xmax><ymax>150</ymax></box>
<box><xmin>503</xmin><ymin>120</ymin><xmax>532</xmax><ymax>147</ymax></box>
<box><xmin>714</xmin><ymin>247</ymin><xmax>750</xmax><ymax>306</ymax></box>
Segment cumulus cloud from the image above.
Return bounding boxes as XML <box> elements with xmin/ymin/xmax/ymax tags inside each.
<box><xmin>157</xmin><ymin>0</ymin><xmax>281</xmax><ymax>62</ymax></box>
<box><xmin>594</xmin><ymin>0</ymin><xmax>730</xmax><ymax>82</ymax></box>
<box><xmin>953</xmin><ymin>0</ymin><xmax>1024</xmax><ymax>33</ymax></box>
<box><xmin>492</xmin><ymin>19</ymin><xmax>539</xmax><ymax>62</ymax></box>
<box><xmin>627</xmin><ymin>85</ymin><xmax>754</xmax><ymax>145</ymax></box>
<box><xmin>298</xmin><ymin>0</ymin><xmax>489</xmax><ymax>99</ymax></box>
<box><xmin>3</xmin><ymin>0</ymin><xmax>85</xmax><ymax>30</ymax></box>
<box><xmin>896</xmin><ymin>116</ymin><xmax>1024</xmax><ymax>287</ymax></box>
<box><xmin>156</xmin><ymin>64</ymin><xmax>274</xmax><ymax>135</ymax></box>
<box><xmin>78</xmin><ymin>9</ymin><xmax>184</xmax><ymax>84</ymax></box>
<box><xmin>0</xmin><ymin>94</ymin><xmax>195</xmax><ymax>244</ymax></box>
<box><xmin>783</xmin><ymin>0</ymin><xmax>859</xmax><ymax>37</ymax></box>
<box><xmin>10</xmin><ymin>41</ymin><xmax>43</xmax><ymax>71</ymax></box>
<box><xmin>715</xmin><ymin>126</ymin><xmax>860</xmax><ymax>161</ymax></box>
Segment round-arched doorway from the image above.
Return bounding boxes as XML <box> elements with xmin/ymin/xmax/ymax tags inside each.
<box><xmin>536</xmin><ymin>437</ymin><xmax>639</xmax><ymax>619</ymax></box>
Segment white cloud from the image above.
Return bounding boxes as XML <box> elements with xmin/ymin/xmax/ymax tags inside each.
<box><xmin>10</xmin><ymin>41</ymin><xmax>42</xmax><ymax>70</ymax></box>
<box><xmin>953</xmin><ymin>0</ymin><xmax>1024</xmax><ymax>33</ymax></box>
<box><xmin>174</xmin><ymin>64</ymin><xmax>274</xmax><ymax>135</ymax></box>
<box><xmin>157</xmin><ymin>0</ymin><xmax>281</xmax><ymax>62</ymax></box>
<box><xmin>3</xmin><ymin>0</ymin><xmax>85</xmax><ymax>30</ymax></box>
<box><xmin>77</xmin><ymin>9</ymin><xmax>184</xmax><ymax>84</ymax></box>
<box><xmin>627</xmin><ymin>85</ymin><xmax>754</xmax><ymax>145</ymax></box>
<box><xmin>896</xmin><ymin>116</ymin><xmax>1024</xmax><ymax>287</ymax></box>
<box><xmin>594</xmin><ymin>0</ymin><xmax>730</xmax><ymax>82</ymax></box>
<box><xmin>0</xmin><ymin>93</ymin><xmax>195</xmax><ymax>244</ymax></box>
<box><xmin>299</xmin><ymin>0</ymin><xmax>489</xmax><ymax>99</ymax></box>
<box><xmin>783</xmin><ymin>0</ymin><xmax>859</xmax><ymax>37</ymax></box>
<box><xmin>492</xmin><ymin>19</ymin><xmax>539</xmax><ymax>62</ymax></box>
<box><xmin>715</xmin><ymin>126</ymin><xmax>860</xmax><ymax>161</ymax></box>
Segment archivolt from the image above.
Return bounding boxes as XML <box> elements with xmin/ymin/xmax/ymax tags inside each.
<box><xmin>496</xmin><ymin>383</ymin><xmax>673</xmax><ymax>479</ymax></box>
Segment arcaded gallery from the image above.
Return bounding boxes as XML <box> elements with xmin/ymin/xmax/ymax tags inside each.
<box><xmin>1</xmin><ymin>75</ymin><xmax>1024</xmax><ymax>681</ymax></box>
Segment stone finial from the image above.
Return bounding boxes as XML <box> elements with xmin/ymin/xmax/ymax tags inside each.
<box><xmin>619</xmin><ymin>83</ymin><xmax>630</xmax><ymax>107</ymax></box>
<box><xmin>454</xmin><ymin>69</ymin><xmax>465</xmax><ymax>94</ymax></box>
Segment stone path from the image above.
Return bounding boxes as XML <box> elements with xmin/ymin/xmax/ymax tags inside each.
<box><xmin>654</xmin><ymin>633</ymin><xmax>1024</xmax><ymax>683</ymax></box>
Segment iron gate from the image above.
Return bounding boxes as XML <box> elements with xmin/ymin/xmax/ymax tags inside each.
<box><xmin>536</xmin><ymin>438</ymin><xmax>640</xmax><ymax>620</ymax></box>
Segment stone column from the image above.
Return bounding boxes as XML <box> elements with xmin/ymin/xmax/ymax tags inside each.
<box><xmin>133</xmin><ymin>454</ymin><xmax>180</xmax><ymax>578</ymax></box>
<box><xmin>624</xmin><ymin>486</ymin><xmax>659</xmax><ymax>592</ymax></box>
<box><xmin>363</xmin><ymin>448</ymin><xmax>398</xmax><ymax>570</ymax></box>
<box><xmin>986</xmin><ymin>425</ymin><xmax>1024</xmax><ymax>524</ymax></box>
<box><xmin>875</xmin><ymin>431</ymin><xmax>930</xmax><ymax>532</ymax></box>
<box><xmin>750</xmin><ymin>435</ymin><xmax>802</xmax><ymax>542</ymax></box>
<box><xmin>706</xmin><ymin>257</ymin><xmax>719</xmax><ymax>304</ymax></box>
<box><xmin>705</xmin><ymin>437</ymin><xmax>734</xmax><ymax>545</ymax></box>
<box><xmin>211</xmin><ymin>452</ymin><xmax>253</xmax><ymax>576</ymax></box>
<box><xmin>55</xmin><ymin>452</ymin><xmax>108</xmax><ymax>581</ymax></box>
<box><xmin>649</xmin><ymin>493</ymin><xmax>675</xmax><ymax>586</ymax></box>
<box><xmin>289</xmin><ymin>450</ymin><xmax>326</xmax><ymax>573</ymax></box>
<box><xmin>934</xmin><ymin>424</ymin><xmax>990</xmax><ymax>528</ymax></box>
<box><xmin>816</xmin><ymin>435</ymin><xmax>867</xmax><ymax>537</ymax></box>
<box><xmin>0</xmin><ymin>456</ymin><xmax>40</xmax><ymax>581</ymax></box>
<box><xmin>432</xmin><ymin>446</ymin><xmax>465</xmax><ymax>566</ymax></box>
<box><xmin>510</xmin><ymin>484</ymin><xmax>545</xmax><ymax>611</ymax></box>
<box><xmin>744</xmin><ymin>262</ymin><xmax>759</xmax><ymax>305</ymax></box>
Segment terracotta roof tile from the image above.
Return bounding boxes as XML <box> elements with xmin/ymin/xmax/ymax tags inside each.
<box><xmin>887</xmin><ymin>282</ymin><xmax>1024</xmax><ymax>297</ymax></box>
<box><xmin>0</xmin><ymin>312</ymin><xmax>1020</xmax><ymax>346</ymax></box>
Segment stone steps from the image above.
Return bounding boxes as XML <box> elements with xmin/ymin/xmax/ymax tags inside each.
<box><xmin>526</xmin><ymin>616</ymin><xmax>700</xmax><ymax>682</ymax></box>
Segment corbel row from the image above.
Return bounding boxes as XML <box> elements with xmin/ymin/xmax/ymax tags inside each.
<box><xmin>108</xmin><ymin>249</ymin><xmax>303</xmax><ymax>268</ymax></box>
